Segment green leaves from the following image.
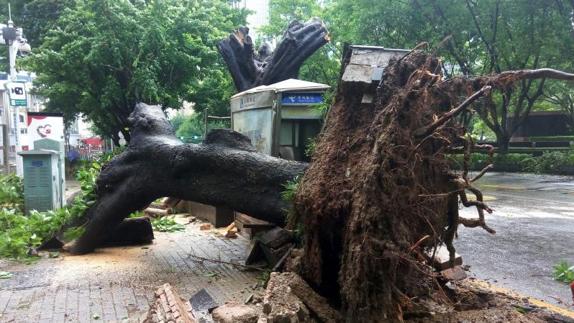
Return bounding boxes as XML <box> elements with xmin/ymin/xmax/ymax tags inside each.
<box><xmin>0</xmin><ymin>271</ymin><xmax>13</xmax><ymax>279</ymax></box>
<box><xmin>27</xmin><ymin>0</ymin><xmax>246</xmax><ymax>141</ymax></box>
<box><xmin>0</xmin><ymin>148</ymin><xmax>123</xmax><ymax>260</ymax></box>
<box><xmin>553</xmin><ymin>261</ymin><xmax>574</xmax><ymax>284</ymax></box>
<box><xmin>151</xmin><ymin>216</ymin><xmax>185</xmax><ymax>233</ymax></box>
<box><xmin>0</xmin><ymin>174</ymin><xmax>23</xmax><ymax>211</ymax></box>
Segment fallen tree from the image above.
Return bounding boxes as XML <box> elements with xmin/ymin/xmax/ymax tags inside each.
<box><xmin>217</xmin><ymin>19</ymin><xmax>329</xmax><ymax>92</ymax></box>
<box><xmin>67</xmin><ymin>48</ymin><xmax>574</xmax><ymax>320</ymax></box>
<box><xmin>67</xmin><ymin>103</ymin><xmax>305</xmax><ymax>254</ymax></box>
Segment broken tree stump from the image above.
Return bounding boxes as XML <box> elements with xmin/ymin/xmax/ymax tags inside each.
<box><xmin>217</xmin><ymin>19</ymin><xmax>329</xmax><ymax>92</ymax></box>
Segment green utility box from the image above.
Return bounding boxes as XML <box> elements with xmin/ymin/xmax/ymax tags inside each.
<box><xmin>19</xmin><ymin>150</ymin><xmax>62</xmax><ymax>214</ymax></box>
<box><xmin>34</xmin><ymin>138</ymin><xmax>66</xmax><ymax>206</ymax></box>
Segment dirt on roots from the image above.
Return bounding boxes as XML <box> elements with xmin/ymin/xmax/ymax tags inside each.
<box><xmin>294</xmin><ymin>52</ymin><xmax>500</xmax><ymax>321</ymax></box>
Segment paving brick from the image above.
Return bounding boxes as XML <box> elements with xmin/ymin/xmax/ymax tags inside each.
<box><xmin>0</xmin><ymin>224</ymin><xmax>259</xmax><ymax>322</ymax></box>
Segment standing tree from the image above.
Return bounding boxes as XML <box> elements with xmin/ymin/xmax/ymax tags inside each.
<box><xmin>290</xmin><ymin>0</ymin><xmax>574</xmax><ymax>152</ymax></box>
<box><xmin>27</xmin><ymin>0</ymin><xmax>246</xmax><ymax>145</ymax></box>
<box><xmin>411</xmin><ymin>0</ymin><xmax>574</xmax><ymax>152</ymax></box>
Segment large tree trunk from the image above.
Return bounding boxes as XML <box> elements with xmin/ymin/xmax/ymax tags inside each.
<box><xmin>217</xmin><ymin>19</ymin><xmax>329</xmax><ymax>92</ymax></box>
<box><xmin>68</xmin><ymin>103</ymin><xmax>306</xmax><ymax>254</ymax></box>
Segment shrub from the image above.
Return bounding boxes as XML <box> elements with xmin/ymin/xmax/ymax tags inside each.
<box><xmin>0</xmin><ymin>174</ymin><xmax>23</xmax><ymax>211</ymax></box>
<box><xmin>0</xmin><ymin>148</ymin><xmax>122</xmax><ymax>260</ymax></box>
<box><xmin>450</xmin><ymin>150</ymin><xmax>574</xmax><ymax>175</ymax></box>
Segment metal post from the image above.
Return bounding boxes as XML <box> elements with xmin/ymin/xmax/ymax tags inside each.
<box><xmin>2</xmin><ymin>122</ymin><xmax>9</xmax><ymax>174</ymax></box>
<box><xmin>203</xmin><ymin>108</ymin><xmax>208</xmax><ymax>138</ymax></box>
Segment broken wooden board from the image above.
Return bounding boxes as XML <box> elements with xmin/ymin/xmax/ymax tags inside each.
<box><xmin>234</xmin><ymin>212</ymin><xmax>274</xmax><ymax>239</ymax></box>
<box><xmin>245</xmin><ymin>228</ymin><xmax>293</xmax><ymax>267</ymax></box>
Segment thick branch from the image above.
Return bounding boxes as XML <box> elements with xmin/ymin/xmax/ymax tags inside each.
<box><xmin>69</xmin><ymin>103</ymin><xmax>306</xmax><ymax>254</ymax></box>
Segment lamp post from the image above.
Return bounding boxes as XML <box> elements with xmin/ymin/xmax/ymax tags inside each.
<box><xmin>0</xmin><ymin>4</ymin><xmax>30</xmax><ymax>174</ymax></box>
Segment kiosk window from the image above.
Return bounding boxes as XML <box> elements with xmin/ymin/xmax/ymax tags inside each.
<box><xmin>280</xmin><ymin>121</ymin><xmax>299</xmax><ymax>147</ymax></box>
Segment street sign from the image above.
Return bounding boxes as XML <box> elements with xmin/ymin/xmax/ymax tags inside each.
<box><xmin>6</xmin><ymin>82</ymin><xmax>26</xmax><ymax>106</ymax></box>
<box><xmin>281</xmin><ymin>92</ymin><xmax>324</xmax><ymax>105</ymax></box>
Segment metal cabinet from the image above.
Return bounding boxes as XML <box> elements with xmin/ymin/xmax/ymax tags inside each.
<box><xmin>19</xmin><ymin>150</ymin><xmax>61</xmax><ymax>214</ymax></box>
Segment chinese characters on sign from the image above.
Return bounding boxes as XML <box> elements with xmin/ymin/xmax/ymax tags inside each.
<box><xmin>281</xmin><ymin>92</ymin><xmax>324</xmax><ymax>105</ymax></box>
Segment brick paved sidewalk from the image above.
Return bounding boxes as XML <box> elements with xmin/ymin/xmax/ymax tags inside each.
<box><xmin>0</xmin><ymin>222</ymin><xmax>260</xmax><ymax>322</ymax></box>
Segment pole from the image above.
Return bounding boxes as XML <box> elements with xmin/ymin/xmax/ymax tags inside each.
<box><xmin>203</xmin><ymin>108</ymin><xmax>208</xmax><ymax>138</ymax></box>
<box><xmin>2</xmin><ymin>119</ymin><xmax>9</xmax><ymax>174</ymax></box>
<box><xmin>2</xmin><ymin>9</ymin><xmax>12</xmax><ymax>174</ymax></box>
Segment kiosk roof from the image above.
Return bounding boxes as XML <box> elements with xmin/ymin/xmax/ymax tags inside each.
<box><xmin>231</xmin><ymin>79</ymin><xmax>330</xmax><ymax>99</ymax></box>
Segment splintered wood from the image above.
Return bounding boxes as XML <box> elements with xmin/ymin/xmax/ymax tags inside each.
<box><xmin>144</xmin><ymin>283</ymin><xmax>195</xmax><ymax>323</ymax></box>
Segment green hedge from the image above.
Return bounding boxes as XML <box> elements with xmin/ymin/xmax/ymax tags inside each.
<box><xmin>450</xmin><ymin>150</ymin><xmax>574</xmax><ymax>175</ymax></box>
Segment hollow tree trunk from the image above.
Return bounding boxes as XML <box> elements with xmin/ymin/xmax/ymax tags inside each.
<box><xmin>69</xmin><ymin>103</ymin><xmax>306</xmax><ymax>254</ymax></box>
<box><xmin>217</xmin><ymin>19</ymin><xmax>329</xmax><ymax>92</ymax></box>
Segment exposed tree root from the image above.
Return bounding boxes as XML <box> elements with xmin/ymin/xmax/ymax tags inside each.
<box><xmin>294</xmin><ymin>50</ymin><xmax>574</xmax><ymax>321</ymax></box>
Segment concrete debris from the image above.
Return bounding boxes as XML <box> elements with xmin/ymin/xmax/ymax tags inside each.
<box><xmin>261</xmin><ymin>272</ymin><xmax>342</xmax><ymax>323</ymax></box>
<box><xmin>425</xmin><ymin>245</ymin><xmax>463</xmax><ymax>271</ymax></box>
<box><xmin>441</xmin><ymin>266</ymin><xmax>468</xmax><ymax>282</ymax></box>
<box><xmin>190</xmin><ymin>288</ymin><xmax>219</xmax><ymax>322</ymax></box>
<box><xmin>211</xmin><ymin>303</ymin><xmax>260</xmax><ymax>323</ymax></box>
<box><xmin>143</xmin><ymin>283</ymin><xmax>195</xmax><ymax>323</ymax></box>
<box><xmin>200</xmin><ymin>223</ymin><xmax>212</xmax><ymax>231</ymax></box>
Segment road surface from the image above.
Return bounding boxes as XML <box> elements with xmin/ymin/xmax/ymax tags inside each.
<box><xmin>456</xmin><ymin>172</ymin><xmax>574</xmax><ymax>309</ymax></box>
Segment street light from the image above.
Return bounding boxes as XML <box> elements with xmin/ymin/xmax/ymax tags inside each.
<box><xmin>0</xmin><ymin>4</ymin><xmax>31</xmax><ymax>174</ymax></box>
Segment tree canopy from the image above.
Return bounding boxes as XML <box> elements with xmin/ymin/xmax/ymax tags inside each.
<box><xmin>259</xmin><ymin>0</ymin><xmax>574</xmax><ymax>151</ymax></box>
<box><xmin>26</xmin><ymin>0</ymin><xmax>246</xmax><ymax>144</ymax></box>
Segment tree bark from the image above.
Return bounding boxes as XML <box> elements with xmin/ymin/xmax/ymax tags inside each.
<box><xmin>217</xmin><ymin>19</ymin><xmax>329</xmax><ymax>92</ymax></box>
<box><xmin>496</xmin><ymin>133</ymin><xmax>511</xmax><ymax>154</ymax></box>
<box><xmin>68</xmin><ymin>103</ymin><xmax>306</xmax><ymax>254</ymax></box>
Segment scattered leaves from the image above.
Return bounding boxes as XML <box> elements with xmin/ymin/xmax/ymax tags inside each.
<box><xmin>0</xmin><ymin>271</ymin><xmax>13</xmax><ymax>279</ymax></box>
<box><xmin>151</xmin><ymin>217</ymin><xmax>185</xmax><ymax>232</ymax></box>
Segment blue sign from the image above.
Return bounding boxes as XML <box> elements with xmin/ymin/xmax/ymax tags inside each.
<box><xmin>281</xmin><ymin>92</ymin><xmax>324</xmax><ymax>105</ymax></box>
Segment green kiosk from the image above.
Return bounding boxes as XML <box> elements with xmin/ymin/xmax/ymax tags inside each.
<box><xmin>230</xmin><ymin>79</ymin><xmax>330</xmax><ymax>162</ymax></box>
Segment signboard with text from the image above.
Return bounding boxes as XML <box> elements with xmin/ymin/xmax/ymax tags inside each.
<box><xmin>281</xmin><ymin>92</ymin><xmax>324</xmax><ymax>105</ymax></box>
<box><xmin>6</xmin><ymin>82</ymin><xmax>27</xmax><ymax>107</ymax></box>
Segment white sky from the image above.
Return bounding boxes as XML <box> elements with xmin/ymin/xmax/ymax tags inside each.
<box><xmin>243</xmin><ymin>0</ymin><xmax>269</xmax><ymax>40</ymax></box>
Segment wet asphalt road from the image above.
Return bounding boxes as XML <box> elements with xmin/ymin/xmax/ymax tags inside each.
<box><xmin>456</xmin><ymin>172</ymin><xmax>574</xmax><ymax>309</ymax></box>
